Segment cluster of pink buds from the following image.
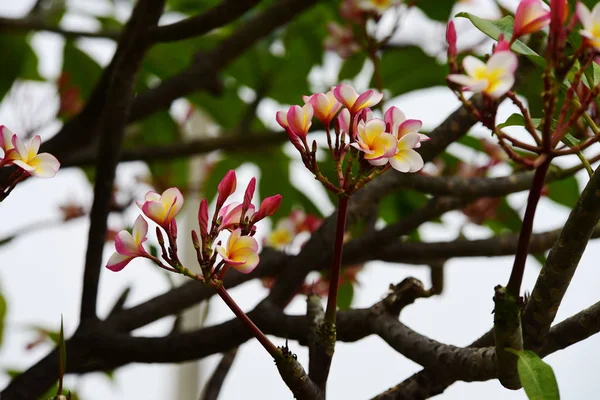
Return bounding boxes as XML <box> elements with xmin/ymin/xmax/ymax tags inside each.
<box><xmin>0</xmin><ymin>125</ymin><xmax>60</xmax><ymax>201</ymax></box>
<box><xmin>106</xmin><ymin>171</ymin><xmax>282</xmax><ymax>282</ymax></box>
<box><xmin>277</xmin><ymin>84</ymin><xmax>428</xmax><ymax>195</ymax></box>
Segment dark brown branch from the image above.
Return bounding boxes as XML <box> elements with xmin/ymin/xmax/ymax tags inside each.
<box><xmin>200</xmin><ymin>347</ymin><xmax>238</xmax><ymax>400</ymax></box>
<box><xmin>306</xmin><ymin>295</ymin><xmax>330</xmax><ymax>392</ymax></box>
<box><xmin>79</xmin><ymin>0</ymin><xmax>167</xmax><ymax>322</ymax></box>
<box><xmin>150</xmin><ymin>0</ymin><xmax>261</xmax><ymax>43</ymax></box>
<box><xmin>522</xmin><ymin>165</ymin><xmax>600</xmax><ymax>352</ymax></box>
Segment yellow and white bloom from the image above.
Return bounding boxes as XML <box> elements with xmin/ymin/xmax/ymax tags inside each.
<box><xmin>351</xmin><ymin>118</ymin><xmax>397</xmax><ymax>165</ymax></box>
<box><xmin>577</xmin><ymin>2</ymin><xmax>600</xmax><ymax>51</ymax></box>
<box><xmin>447</xmin><ymin>51</ymin><xmax>518</xmax><ymax>98</ymax></box>
<box><xmin>7</xmin><ymin>134</ymin><xmax>60</xmax><ymax>178</ymax></box>
<box><xmin>106</xmin><ymin>216</ymin><xmax>150</xmax><ymax>272</ymax></box>
<box><xmin>137</xmin><ymin>187</ymin><xmax>184</xmax><ymax>230</ymax></box>
<box><xmin>216</xmin><ymin>229</ymin><xmax>260</xmax><ymax>274</ymax></box>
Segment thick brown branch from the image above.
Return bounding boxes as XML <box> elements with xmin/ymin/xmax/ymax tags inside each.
<box><xmin>522</xmin><ymin>166</ymin><xmax>600</xmax><ymax>352</ymax></box>
<box><xmin>79</xmin><ymin>0</ymin><xmax>167</xmax><ymax>322</ymax></box>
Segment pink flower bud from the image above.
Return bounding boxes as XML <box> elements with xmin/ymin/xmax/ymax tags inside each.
<box><xmin>494</xmin><ymin>34</ymin><xmax>511</xmax><ymax>53</ymax></box>
<box><xmin>198</xmin><ymin>198</ymin><xmax>209</xmax><ymax>239</ymax></box>
<box><xmin>216</xmin><ymin>170</ymin><xmax>237</xmax><ymax>210</ymax></box>
<box><xmin>253</xmin><ymin>194</ymin><xmax>283</xmax><ymax>223</ymax></box>
<box><xmin>513</xmin><ymin>0</ymin><xmax>550</xmax><ymax>39</ymax></box>
<box><xmin>242</xmin><ymin>178</ymin><xmax>256</xmax><ymax>215</ymax></box>
<box><xmin>446</xmin><ymin>20</ymin><xmax>457</xmax><ymax>58</ymax></box>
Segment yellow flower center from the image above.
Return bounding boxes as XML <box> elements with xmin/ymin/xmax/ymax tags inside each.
<box><xmin>267</xmin><ymin>229</ymin><xmax>294</xmax><ymax>248</ymax></box>
<box><xmin>473</xmin><ymin>66</ymin><xmax>504</xmax><ymax>92</ymax></box>
<box><xmin>592</xmin><ymin>22</ymin><xmax>600</xmax><ymax>38</ymax></box>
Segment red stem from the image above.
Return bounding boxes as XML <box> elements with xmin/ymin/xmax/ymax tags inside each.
<box><xmin>506</xmin><ymin>158</ymin><xmax>552</xmax><ymax>295</ymax></box>
<box><xmin>324</xmin><ymin>196</ymin><xmax>350</xmax><ymax>324</ymax></box>
<box><xmin>215</xmin><ymin>285</ymin><xmax>280</xmax><ymax>358</ymax></box>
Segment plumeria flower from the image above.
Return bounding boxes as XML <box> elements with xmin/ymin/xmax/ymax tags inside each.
<box><xmin>577</xmin><ymin>2</ymin><xmax>600</xmax><ymax>51</ymax></box>
<box><xmin>216</xmin><ymin>229</ymin><xmax>260</xmax><ymax>274</ymax></box>
<box><xmin>388</xmin><ymin>133</ymin><xmax>425</xmax><ymax>173</ymax></box>
<box><xmin>357</xmin><ymin>0</ymin><xmax>400</xmax><ymax>13</ymax></box>
<box><xmin>266</xmin><ymin>219</ymin><xmax>296</xmax><ymax>249</ymax></box>
<box><xmin>136</xmin><ymin>187</ymin><xmax>184</xmax><ymax>230</ymax></box>
<box><xmin>0</xmin><ymin>125</ymin><xmax>15</xmax><ymax>156</ymax></box>
<box><xmin>447</xmin><ymin>51</ymin><xmax>518</xmax><ymax>98</ymax></box>
<box><xmin>281</xmin><ymin>103</ymin><xmax>313</xmax><ymax>139</ymax></box>
<box><xmin>351</xmin><ymin>118</ymin><xmax>397</xmax><ymax>165</ymax></box>
<box><xmin>513</xmin><ymin>0</ymin><xmax>550</xmax><ymax>39</ymax></box>
<box><xmin>383</xmin><ymin>106</ymin><xmax>429</xmax><ymax>148</ymax></box>
<box><xmin>324</xmin><ymin>23</ymin><xmax>361</xmax><ymax>59</ymax></box>
<box><xmin>303</xmin><ymin>90</ymin><xmax>343</xmax><ymax>126</ymax></box>
<box><xmin>6</xmin><ymin>134</ymin><xmax>60</xmax><ymax>177</ymax></box>
<box><xmin>106</xmin><ymin>216</ymin><xmax>150</xmax><ymax>272</ymax></box>
<box><xmin>333</xmin><ymin>84</ymin><xmax>383</xmax><ymax>114</ymax></box>
<box><xmin>218</xmin><ymin>202</ymin><xmax>256</xmax><ymax>231</ymax></box>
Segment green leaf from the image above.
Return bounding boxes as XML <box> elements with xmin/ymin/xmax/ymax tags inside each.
<box><xmin>0</xmin><ymin>292</ymin><xmax>6</xmax><ymax>347</ymax></box>
<box><xmin>376</xmin><ymin>46</ymin><xmax>447</xmax><ymax>97</ymax></box>
<box><xmin>128</xmin><ymin>111</ymin><xmax>188</xmax><ymax>191</ymax></box>
<box><xmin>506</xmin><ymin>349</ymin><xmax>560</xmax><ymax>400</ymax></box>
<box><xmin>62</xmin><ymin>41</ymin><xmax>102</xmax><ymax>101</ymax></box>
<box><xmin>546</xmin><ymin>175</ymin><xmax>580</xmax><ymax>208</ymax></box>
<box><xmin>338</xmin><ymin>53</ymin><xmax>366</xmax><ymax>81</ymax></box>
<box><xmin>0</xmin><ymin>34</ymin><xmax>41</xmax><ymax>103</ymax></box>
<box><xmin>497</xmin><ymin>113</ymin><xmax>528</xmax><ymax>129</ymax></box>
<box><xmin>58</xmin><ymin>315</ymin><xmax>66</xmax><ymax>381</ymax></box>
<box><xmin>337</xmin><ymin>281</ymin><xmax>354</xmax><ymax>310</ymax></box>
<box><xmin>417</xmin><ymin>0</ymin><xmax>456</xmax><ymax>21</ymax></box>
<box><xmin>455</xmin><ymin>13</ymin><xmax>545</xmax><ymax>68</ymax></box>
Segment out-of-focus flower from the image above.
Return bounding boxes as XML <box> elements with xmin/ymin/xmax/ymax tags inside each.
<box><xmin>577</xmin><ymin>2</ymin><xmax>600</xmax><ymax>51</ymax></box>
<box><xmin>337</xmin><ymin>108</ymin><xmax>351</xmax><ymax>135</ymax></box>
<box><xmin>59</xmin><ymin>203</ymin><xmax>86</xmax><ymax>221</ymax></box>
<box><xmin>357</xmin><ymin>0</ymin><xmax>400</xmax><ymax>13</ymax></box>
<box><xmin>513</xmin><ymin>0</ymin><xmax>550</xmax><ymax>39</ymax></box>
<box><xmin>136</xmin><ymin>187</ymin><xmax>184</xmax><ymax>230</ymax></box>
<box><xmin>57</xmin><ymin>73</ymin><xmax>83</xmax><ymax>118</ymax></box>
<box><xmin>216</xmin><ymin>229</ymin><xmax>260</xmax><ymax>274</ymax></box>
<box><xmin>266</xmin><ymin>219</ymin><xmax>296</xmax><ymax>249</ymax></box>
<box><xmin>324</xmin><ymin>22</ymin><xmax>361</xmax><ymax>59</ymax></box>
<box><xmin>447</xmin><ymin>52</ymin><xmax>518</xmax><ymax>98</ymax></box>
<box><xmin>6</xmin><ymin>135</ymin><xmax>60</xmax><ymax>178</ymax></box>
<box><xmin>351</xmin><ymin>118</ymin><xmax>397</xmax><ymax>165</ymax></box>
<box><xmin>333</xmin><ymin>84</ymin><xmax>383</xmax><ymax>113</ymax></box>
<box><xmin>340</xmin><ymin>0</ymin><xmax>364</xmax><ymax>23</ymax></box>
<box><xmin>303</xmin><ymin>90</ymin><xmax>343</xmax><ymax>126</ymax></box>
<box><xmin>106</xmin><ymin>216</ymin><xmax>150</xmax><ymax>272</ymax></box>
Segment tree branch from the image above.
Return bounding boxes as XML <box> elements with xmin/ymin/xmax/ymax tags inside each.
<box><xmin>79</xmin><ymin>0</ymin><xmax>167</xmax><ymax>322</ymax></box>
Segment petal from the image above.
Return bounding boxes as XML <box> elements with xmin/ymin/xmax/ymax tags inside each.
<box><xmin>0</xmin><ymin>126</ymin><xmax>14</xmax><ymax>151</ymax></box>
<box><xmin>12</xmin><ymin>159</ymin><xmax>36</xmax><ymax>172</ymax></box>
<box><xmin>231</xmin><ymin>235</ymin><xmax>259</xmax><ymax>253</ymax></box>
<box><xmin>487</xmin><ymin>51</ymin><xmax>518</xmax><ymax>74</ymax></box>
<box><xmin>231</xmin><ymin>249</ymin><xmax>260</xmax><ymax>274</ymax></box>
<box><xmin>333</xmin><ymin>84</ymin><xmax>359</xmax><ymax>108</ymax></box>
<box><xmin>12</xmin><ymin>135</ymin><xmax>28</xmax><ymax>159</ymax></box>
<box><xmin>115</xmin><ymin>230</ymin><xmax>141</xmax><ymax>256</ymax></box>
<box><xmin>132</xmin><ymin>215</ymin><xmax>149</xmax><ymax>245</ymax></box>
<box><xmin>368</xmin><ymin>157</ymin><xmax>389</xmax><ymax>166</ymax></box>
<box><xmin>397</xmin><ymin>133</ymin><xmax>421</xmax><ymax>150</ymax></box>
<box><xmin>389</xmin><ymin>154</ymin><xmax>411</xmax><ymax>172</ymax></box>
<box><xmin>106</xmin><ymin>252</ymin><xmax>133</xmax><ymax>272</ymax></box>
<box><xmin>143</xmin><ymin>201</ymin><xmax>167</xmax><ymax>225</ymax></box>
<box><xmin>144</xmin><ymin>191</ymin><xmax>161</xmax><ymax>202</ymax></box>
<box><xmin>396</xmin><ymin>119</ymin><xmax>423</xmax><ymax>138</ymax></box>
<box><xmin>447</xmin><ymin>74</ymin><xmax>480</xmax><ymax>88</ymax></box>
<box><xmin>227</xmin><ymin>228</ymin><xmax>243</xmax><ymax>248</ymax></box>
<box><xmin>487</xmin><ymin>75</ymin><xmax>515</xmax><ymax>97</ymax></box>
<box><xmin>592</xmin><ymin>2</ymin><xmax>600</xmax><ymax>24</ymax></box>
<box><xmin>276</xmin><ymin>110</ymin><xmax>289</xmax><ymax>129</ymax></box>
<box><xmin>27</xmin><ymin>153</ymin><xmax>60</xmax><ymax>178</ymax></box>
<box><xmin>462</xmin><ymin>56</ymin><xmax>486</xmax><ymax>77</ymax></box>
<box><xmin>365</xmin><ymin>133</ymin><xmax>397</xmax><ymax>160</ymax></box>
<box><xmin>362</xmin><ymin>119</ymin><xmax>386</xmax><ymax>144</ymax></box>
<box><xmin>406</xmin><ymin>150</ymin><xmax>425</xmax><ymax>172</ymax></box>
<box><xmin>216</xmin><ymin>245</ymin><xmax>231</xmax><ymax>262</ymax></box>
<box><xmin>27</xmin><ymin>135</ymin><xmax>41</xmax><ymax>159</ymax></box>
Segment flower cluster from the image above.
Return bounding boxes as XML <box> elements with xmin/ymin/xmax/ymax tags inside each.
<box><xmin>0</xmin><ymin>125</ymin><xmax>60</xmax><ymax>201</ymax></box>
<box><xmin>106</xmin><ymin>171</ymin><xmax>282</xmax><ymax>280</ymax></box>
<box><xmin>277</xmin><ymin>84</ymin><xmax>427</xmax><ymax>195</ymax></box>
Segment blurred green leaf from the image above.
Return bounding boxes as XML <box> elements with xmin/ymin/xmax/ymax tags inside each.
<box><xmin>129</xmin><ymin>111</ymin><xmax>188</xmax><ymax>191</ymax></box>
<box><xmin>338</xmin><ymin>53</ymin><xmax>366</xmax><ymax>81</ymax></box>
<box><xmin>506</xmin><ymin>349</ymin><xmax>560</xmax><ymax>400</ymax></box>
<box><xmin>417</xmin><ymin>0</ymin><xmax>456</xmax><ymax>21</ymax></box>
<box><xmin>375</xmin><ymin>46</ymin><xmax>447</xmax><ymax>97</ymax></box>
<box><xmin>166</xmin><ymin>0</ymin><xmax>220</xmax><ymax>14</ymax></box>
<box><xmin>62</xmin><ymin>41</ymin><xmax>102</xmax><ymax>101</ymax></box>
<box><xmin>188</xmin><ymin>89</ymin><xmax>247</xmax><ymax>130</ymax></box>
<box><xmin>0</xmin><ymin>34</ymin><xmax>41</xmax><ymax>103</ymax></box>
<box><xmin>337</xmin><ymin>281</ymin><xmax>354</xmax><ymax>310</ymax></box>
<box><xmin>0</xmin><ymin>292</ymin><xmax>6</xmax><ymax>347</ymax></box>
<box><xmin>546</xmin><ymin>175</ymin><xmax>580</xmax><ymax>208</ymax></box>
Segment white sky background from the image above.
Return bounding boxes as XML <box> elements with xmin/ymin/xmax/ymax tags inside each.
<box><xmin>0</xmin><ymin>0</ymin><xmax>600</xmax><ymax>399</ymax></box>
